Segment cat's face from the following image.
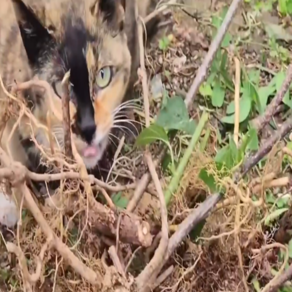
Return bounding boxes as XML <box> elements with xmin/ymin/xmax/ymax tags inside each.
<box><xmin>11</xmin><ymin>0</ymin><xmax>131</xmax><ymax>169</ymax></box>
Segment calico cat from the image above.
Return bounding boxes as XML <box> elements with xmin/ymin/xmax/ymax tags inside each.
<box><xmin>0</xmin><ymin>0</ymin><xmax>159</xmax><ymax>201</ymax></box>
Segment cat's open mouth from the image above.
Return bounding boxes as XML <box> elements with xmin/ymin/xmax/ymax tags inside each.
<box><xmin>83</xmin><ymin>145</ymin><xmax>98</xmax><ymax>158</ymax></box>
<box><xmin>82</xmin><ymin>144</ymin><xmax>102</xmax><ymax>158</ymax></box>
<box><xmin>79</xmin><ymin>135</ymin><xmax>108</xmax><ymax>169</ymax></box>
<box><xmin>81</xmin><ymin>135</ymin><xmax>108</xmax><ymax>160</ymax></box>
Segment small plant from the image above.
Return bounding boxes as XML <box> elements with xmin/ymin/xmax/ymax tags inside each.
<box><xmin>277</xmin><ymin>0</ymin><xmax>292</xmax><ymax>15</ymax></box>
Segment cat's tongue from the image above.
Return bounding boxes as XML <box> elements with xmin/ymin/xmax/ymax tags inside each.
<box><xmin>83</xmin><ymin>146</ymin><xmax>98</xmax><ymax>158</ymax></box>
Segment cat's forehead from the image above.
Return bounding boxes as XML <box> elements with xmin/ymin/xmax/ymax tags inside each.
<box><xmin>27</xmin><ymin>0</ymin><xmax>116</xmax><ymax>40</ymax></box>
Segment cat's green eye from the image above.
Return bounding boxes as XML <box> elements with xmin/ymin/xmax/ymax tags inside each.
<box><xmin>96</xmin><ymin>66</ymin><xmax>112</xmax><ymax>88</ymax></box>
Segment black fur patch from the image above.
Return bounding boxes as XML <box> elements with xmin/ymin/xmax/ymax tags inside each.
<box><xmin>11</xmin><ymin>0</ymin><xmax>54</xmax><ymax>68</ymax></box>
<box><xmin>20</xmin><ymin>135</ymin><xmax>60</xmax><ymax>198</ymax></box>
<box><xmin>98</xmin><ymin>0</ymin><xmax>124</xmax><ymax>31</ymax></box>
<box><xmin>60</xmin><ymin>19</ymin><xmax>96</xmax><ymax>144</ymax></box>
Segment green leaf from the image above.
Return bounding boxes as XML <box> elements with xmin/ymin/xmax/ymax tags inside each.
<box><xmin>278</xmin><ymin>0</ymin><xmax>288</xmax><ymax>15</ymax></box>
<box><xmin>215</xmin><ymin>145</ymin><xmax>234</xmax><ymax>169</ymax></box>
<box><xmin>288</xmin><ymin>0</ymin><xmax>292</xmax><ymax>14</ymax></box>
<box><xmin>246</xmin><ymin>128</ymin><xmax>259</xmax><ymax>151</ymax></box>
<box><xmin>276</xmin><ymin>196</ymin><xmax>290</xmax><ymax>208</ymax></box>
<box><xmin>220</xmin><ymin>51</ymin><xmax>228</xmax><ymax>71</ymax></box>
<box><xmin>221</xmin><ymin>97</ymin><xmax>251</xmax><ymax>124</ymax></box>
<box><xmin>211</xmin><ymin>15</ymin><xmax>221</xmax><ymax>29</ymax></box>
<box><xmin>265</xmin><ymin>23</ymin><xmax>292</xmax><ymax>41</ymax></box>
<box><xmin>275</xmin><ymin>71</ymin><xmax>292</xmax><ymax>108</ymax></box>
<box><xmin>282</xmin><ymin>286</ymin><xmax>292</xmax><ymax>292</ymax></box>
<box><xmin>135</xmin><ymin>123</ymin><xmax>169</xmax><ymax>146</ymax></box>
<box><xmin>0</xmin><ymin>269</ymin><xmax>10</xmax><ymax>281</ymax></box>
<box><xmin>264</xmin><ymin>208</ymin><xmax>288</xmax><ymax>225</ymax></box>
<box><xmin>156</xmin><ymin>96</ymin><xmax>196</xmax><ymax>134</ymax></box>
<box><xmin>161</xmin><ymin>90</ymin><xmax>170</xmax><ymax>109</ymax></box>
<box><xmin>226</xmin><ymin>101</ymin><xmax>236</xmax><ymax>114</ymax></box>
<box><xmin>211</xmin><ymin>51</ymin><xmax>221</xmax><ymax>72</ymax></box>
<box><xmin>258</xmin><ymin>86</ymin><xmax>276</xmax><ymax>112</ymax></box>
<box><xmin>266</xmin><ymin>192</ymin><xmax>276</xmax><ymax>204</ymax></box>
<box><xmin>222</xmin><ymin>33</ymin><xmax>232</xmax><ymax>47</ymax></box>
<box><xmin>252</xmin><ymin>278</ymin><xmax>261</xmax><ymax>292</ymax></box>
<box><xmin>112</xmin><ymin>192</ymin><xmax>129</xmax><ymax>209</ymax></box>
<box><xmin>242</xmin><ymin>80</ymin><xmax>261</xmax><ymax>114</ymax></box>
<box><xmin>199</xmin><ymin>82</ymin><xmax>213</xmax><ymax>97</ymax></box>
<box><xmin>162</xmin><ymin>153</ymin><xmax>172</xmax><ymax>172</ymax></box>
<box><xmin>220</xmin><ymin>70</ymin><xmax>234</xmax><ymax>92</ymax></box>
<box><xmin>159</xmin><ymin>36</ymin><xmax>171</xmax><ymax>51</ymax></box>
<box><xmin>229</xmin><ymin>135</ymin><xmax>242</xmax><ymax>163</ymax></box>
<box><xmin>199</xmin><ymin>168</ymin><xmax>217</xmax><ymax>192</ymax></box>
<box><xmin>248</xmin><ymin>69</ymin><xmax>260</xmax><ymax>85</ymax></box>
<box><xmin>211</xmin><ymin>82</ymin><xmax>225</xmax><ymax>107</ymax></box>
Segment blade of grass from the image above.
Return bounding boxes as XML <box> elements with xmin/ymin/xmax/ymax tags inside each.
<box><xmin>164</xmin><ymin>111</ymin><xmax>209</xmax><ymax>206</ymax></box>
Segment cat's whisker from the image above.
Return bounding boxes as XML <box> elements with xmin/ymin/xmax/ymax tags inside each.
<box><xmin>113</xmin><ymin>105</ymin><xmax>142</xmax><ymax>115</ymax></box>
<box><xmin>113</xmin><ymin>100</ymin><xmax>142</xmax><ymax>112</ymax></box>
<box><xmin>113</xmin><ymin>115</ymin><xmax>143</xmax><ymax>124</ymax></box>
<box><xmin>113</xmin><ymin>119</ymin><xmax>141</xmax><ymax>134</ymax></box>
<box><xmin>112</xmin><ymin>125</ymin><xmax>137</xmax><ymax>138</ymax></box>
<box><xmin>108</xmin><ymin>133</ymin><xmax>118</xmax><ymax>147</ymax></box>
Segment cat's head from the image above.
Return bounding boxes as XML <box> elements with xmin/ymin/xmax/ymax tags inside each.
<box><xmin>11</xmin><ymin>0</ymin><xmax>132</xmax><ymax>169</ymax></box>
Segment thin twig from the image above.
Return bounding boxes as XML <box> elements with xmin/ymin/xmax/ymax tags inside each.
<box><xmin>127</xmin><ymin>150</ymin><xmax>165</xmax><ymax>212</ymax></box>
<box><xmin>136</xmin><ymin>152</ymin><xmax>169</xmax><ymax>291</ymax></box>
<box><xmin>61</xmin><ymin>71</ymin><xmax>73</xmax><ymax>158</ymax></box>
<box><xmin>254</xmin><ymin>243</ymin><xmax>289</xmax><ymax>292</ymax></box>
<box><xmin>184</xmin><ymin>0</ymin><xmax>242</xmax><ymax>108</ymax></box>
<box><xmin>153</xmin><ymin>265</ymin><xmax>174</xmax><ymax>289</ymax></box>
<box><xmin>263</xmin><ymin>263</ymin><xmax>292</xmax><ymax>292</ymax></box>
<box><xmin>144</xmin><ymin>0</ymin><xmax>177</xmax><ymax>24</ymax></box>
<box><xmin>165</xmin><ymin>193</ymin><xmax>222</xmax><ymax>263</ymax></box>
<box><xmin>0</xmin><ymin>160</ymin><xmax>136</xmax><ymax>192</ymax></box>
<box><xmin>108</xmin><ymin>246</ymin><xmax>126</xmax><ymax>278</ymax></box>
<box><xmin>138</xmin><ymin>18</ymin><xmax>150</xmax><ymax>128</ymax></box>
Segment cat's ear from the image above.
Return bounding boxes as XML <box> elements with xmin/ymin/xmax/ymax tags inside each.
<box><xmin>90</xmin><ymin>0</ymin><xmax>125</xmax><ymax>31</ymax></box>
<box><xmin>10</xmin><ymin>0</ymin><xmax>53</xmax><ymax>67</ymax></box>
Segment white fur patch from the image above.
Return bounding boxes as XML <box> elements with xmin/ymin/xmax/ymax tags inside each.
<box><xmin>0</xmin><ymin>192</ymin><xmax>19</xmax><ymax>228</ymax></box>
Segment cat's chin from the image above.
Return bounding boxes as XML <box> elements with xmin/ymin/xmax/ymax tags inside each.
<box><xmin>82</xmin><ymin>153</ymin><xmax>103</xmax><ymax>170</ymax></box>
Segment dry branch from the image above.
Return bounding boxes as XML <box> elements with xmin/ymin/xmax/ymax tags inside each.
<box><xmin>184</xmin><ymin>0</ymin><xmax>242</xmax><ymax>108</ymax></box>
<box><xmin>166</xmin><ymin>193</ymin><xmax>221</xmax><ymax>261</ymax></box>
<box><xmin>73</xmin><ymin>196</ymin><xmax>153</xmax><ymax>247</ymax></box>
<box><xmin>241</xmin><ymin>117</ymin><xmax>292</xmax><ymax>177</ymax></box>
<box><xmin>0</xmin><ymin>161</ymin><xmax>135</xmax><ymax>193</ymax></box>
<box><xmin>251</xmin><ymin>64</ymin><xmax>292</xmax><ymax>132</ymax></box>
<box><xmin>264</xmin><ymin>263</ymin><xmax>292</xmax><ymax>292</ymax></box>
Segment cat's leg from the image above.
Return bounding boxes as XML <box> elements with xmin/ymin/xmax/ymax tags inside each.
<box><xmin>19</xmin><ymin>134</ymin><xmax>61</xmax><ymax>205</ymax></box>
